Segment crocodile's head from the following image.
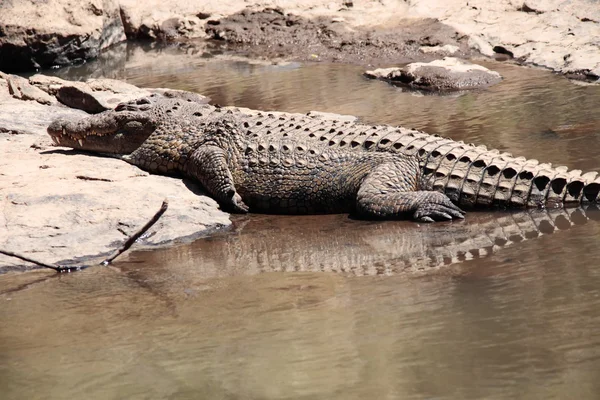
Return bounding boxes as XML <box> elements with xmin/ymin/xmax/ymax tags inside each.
<box><xmin>47</xmin><ymin>97</ymin><xmax>160</xmax><ymax>154</ymax></box>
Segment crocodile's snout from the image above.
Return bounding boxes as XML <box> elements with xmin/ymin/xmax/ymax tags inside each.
<box><xmin>47</xmin><ymin>118</ymin><xmax>79</xmax><ymax>147</ymax></box>
<box><xmin>47</xmin><ymin>118</ymin><xmax>65</xmax><ymax>136</ymax></box>
<box><xmin>47</xmin><ymin>112</ymin><xmax>156</xmax><ymax>154</ymax></box>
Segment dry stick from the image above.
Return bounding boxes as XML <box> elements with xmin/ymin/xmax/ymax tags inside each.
<box><xmin>100</xmin><ymin>199</ymin><xmax>169</xmax><ymax>266</ymax></box>
<box><xmin>0</xmin><ymin>200</ymin><xmax>169</xmax><ymax>273</ymax></box>
<box><xmin>0</xmin><ymin>249</ymin><xmax>61</xmax><ymax>272</ymax></box>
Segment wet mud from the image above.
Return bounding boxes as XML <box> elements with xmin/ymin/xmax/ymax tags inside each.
<box><xmin>206</xmin><ymin>8</ymin><xmax>472</xmax><ymax>66</ymax></box>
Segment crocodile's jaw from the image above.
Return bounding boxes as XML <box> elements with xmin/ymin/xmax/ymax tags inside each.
<box><xmin>47</xmin><ymin>112</ymin><xmax>156</xmax><ymax>154</ymax></box>
<box><xmin>48</xmin><ymin>128</ymin><xmax>151</xmax><ymax>154</ymax></box>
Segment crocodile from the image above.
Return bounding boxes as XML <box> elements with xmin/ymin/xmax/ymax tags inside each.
<box><xmin>47</xmin><ymin>92</ymin><xmax>600</xmax><ymax>222</ymax></box>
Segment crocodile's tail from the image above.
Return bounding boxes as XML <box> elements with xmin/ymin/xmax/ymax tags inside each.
<box><xmin>397</xmin><ymin>133</ymin><xmax>600</xmax><ymax>208</ymax></box>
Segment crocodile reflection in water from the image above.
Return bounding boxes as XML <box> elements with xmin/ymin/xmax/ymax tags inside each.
<box><xmin>136</xmin><ymin>206</ymin><xmax>600</xmax><ymax>278</ymax></box>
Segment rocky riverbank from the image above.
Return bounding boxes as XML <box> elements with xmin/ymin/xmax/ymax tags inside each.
<box><xmin>0</xmin><ymin>1</ymin><xmax>599</xmax><ymax>80</ymax></box>
<box><xmin>1</xmin><ymin>0</ymin><xmax>599</xmax><ymax>271</ymax></box>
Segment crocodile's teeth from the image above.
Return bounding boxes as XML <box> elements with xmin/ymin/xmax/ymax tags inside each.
<box><xmin>52</xmin><ymin>136</ymin><xmax>59</xmax><ymax>145</ymax></box>
<box><xmin>78</xmin><ymin>139</ymin><xmax>83</xmax><ymax>147</ymax></box>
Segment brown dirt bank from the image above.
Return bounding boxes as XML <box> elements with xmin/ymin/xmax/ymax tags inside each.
<box><xmin>204</xmin><ymin>8</ymin><xmax>472</xmax><ymax>66</ymax></box>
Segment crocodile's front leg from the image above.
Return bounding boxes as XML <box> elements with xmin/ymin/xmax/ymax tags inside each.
<box><xmin>186</xmin><ymin>145</ymin><xmax>249</xmax><ymax>213</ymax></box>
<box><xmin>356</xmin><ymin>160</ymin><xmax>465</xmax><ymax>222</ymax></box>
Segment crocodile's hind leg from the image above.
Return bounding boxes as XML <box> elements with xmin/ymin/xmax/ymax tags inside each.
<box><xmin>356</xmin><ymin>160</ymin><xmax>465</xmax><ymax>222</ymax></box>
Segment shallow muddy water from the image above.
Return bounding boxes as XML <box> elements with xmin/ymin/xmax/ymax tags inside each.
<box><xmin>3</xmin><ymin>43</ymin><xmax>600</xmax><ymax>399</ymax></box>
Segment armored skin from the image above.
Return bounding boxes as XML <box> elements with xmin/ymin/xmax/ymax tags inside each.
<box><xmin>47</xmin><ymin>92</ymin><xmax>600</xmax><ymax>222</ymax></box>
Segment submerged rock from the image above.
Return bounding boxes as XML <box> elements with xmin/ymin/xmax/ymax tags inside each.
<box><xmin>365</xmin><ymin>57</ymin><xmax>502</xmax><ymax>91</ymax></box>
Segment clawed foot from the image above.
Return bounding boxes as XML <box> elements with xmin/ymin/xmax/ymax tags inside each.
<box><xmin>231</xmin><ymin>193</ymin><xmax>249</xmax><ymax>213</ymax></box>
<box><xmin>224</xmin><ymin>188</ymin><xmax>249</xmax><ymax>213</ymax></box>
<box><xmin>413</xmin><ymin>193</ymin><xmax>465</xmax><ymax>223</ymax></box>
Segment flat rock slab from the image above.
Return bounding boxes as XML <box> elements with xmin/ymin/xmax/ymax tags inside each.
<box><xmin>0</xmin><ymin>74</ymin><xmax>229</xmax><ymax>273</ymax></box>
<box><xmin>365</xmin><ymin>57</ymin><xmax>502</xmax><ymax>91</ymax></box>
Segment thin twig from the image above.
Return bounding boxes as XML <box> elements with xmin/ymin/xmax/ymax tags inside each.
<box><xmin>101</xmin><ymin>199</ymin><xmax>169</xmax><ymax>266</ymax></box>
<box><xmin>0</xmin><ymin>250</ymin><xmax>60</xmax><ymax>272</ymax></box>
<box><xmin>0</xmin><ymin>199</ymin><xmax>169</xmax><ymax>273</ymax></box>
